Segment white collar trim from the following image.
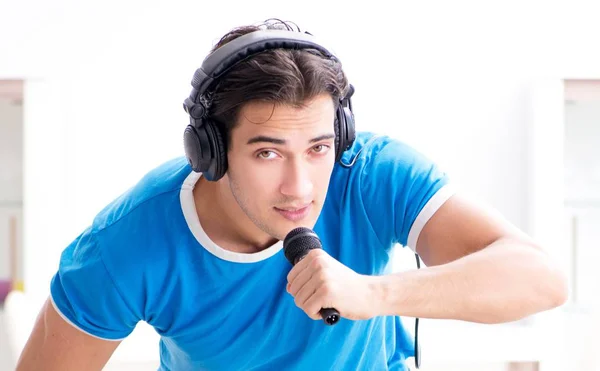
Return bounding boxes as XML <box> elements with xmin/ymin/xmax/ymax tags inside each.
<box><xmin>179</xmin><ymin>171</ymin><xmax>283</xmax><ymax>263</ymax></box>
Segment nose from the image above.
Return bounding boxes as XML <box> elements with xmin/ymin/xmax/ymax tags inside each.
<box><xmin>279</xmin><ymin>158</ymin><xmax>313</xmax><ymax>199</ymax></box>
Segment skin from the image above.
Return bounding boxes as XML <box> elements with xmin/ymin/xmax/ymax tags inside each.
<box><xmin>16</xmin><ymin>93</ymin><xmax>568</xmax><ymax>370</ymax></box>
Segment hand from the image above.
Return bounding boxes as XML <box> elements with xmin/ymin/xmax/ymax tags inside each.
<box><xmin>286</xmin><ymin>249</ymin><xmax>379</xmax><ymax>321</ymax></box>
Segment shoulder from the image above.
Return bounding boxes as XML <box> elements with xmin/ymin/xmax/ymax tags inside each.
<box><xmin>87</xmin><ymin>156</ymin><xmax>195</xmax><ymax>288</ymax></box>
<box><xmin>51</xmin><ymin>157</ymin><xmax>199</xmax><ymax>332</ymax></box>
<box><xmin>329</xmin><ymin>131</ymin><xmax>452</xmax><ymax>248</ymax></box>
<box><xmin>335</xmin><ymin>131</ymin><xmax>441</xmax><ymax>181</ymax></box>
<box><xmin>91</xmin><ymin>156</ymin><xmax>192</xmax><ymax>232</ymax></box>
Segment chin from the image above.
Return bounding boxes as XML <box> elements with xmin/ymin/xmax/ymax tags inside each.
<box><xmin>280</xmin><ymin>219</ymin><xmax>319</xmax><ymax>238</ymax></box>
<box><xmin>262</xmin><ymin>220</ymin><xmax>310</xmax><ymax>241</ymax></box>
<box><xmin>262</xmin><ymin>205</ymin><xmax>323</xmax><ymax>240</ymax></box>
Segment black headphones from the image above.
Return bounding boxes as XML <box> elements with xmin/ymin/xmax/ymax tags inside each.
<box><xmin>182</xmin><ymin>29</ymin><xmax>356</xmax><ymax>181</ymax></box>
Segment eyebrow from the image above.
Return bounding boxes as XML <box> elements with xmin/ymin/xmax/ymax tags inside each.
<box><xmin>246</xmin><ymin>133</ymin><xmax>335</xmax><ymax>145</ymax></box>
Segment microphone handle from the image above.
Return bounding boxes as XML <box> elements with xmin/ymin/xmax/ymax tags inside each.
<box><xmin>320</xmin><ymin>307</ymin><xmax>340</xmax><ymax>325</ymax></box>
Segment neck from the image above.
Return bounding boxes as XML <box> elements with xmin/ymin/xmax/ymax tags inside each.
<box><xmin>194</xmin><ymin>175</ymin><xmax>278</xmax><ymax>253</ymax></box>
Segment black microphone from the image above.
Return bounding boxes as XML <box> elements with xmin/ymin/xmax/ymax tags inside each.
<box><xmin>283</xmin><ymin>227</ymin><xmax>340</xmax><ymax>326</ymax></box>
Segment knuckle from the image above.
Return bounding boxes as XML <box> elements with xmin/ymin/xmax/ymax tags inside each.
<box><xmin>310</xmin><ymin>257</ymin><xmax>323</xmax><ymax>270</ymax></box>
<box><xmin>306</xmin><ymin>305</ymin><xmax>318</xmax><ymax>318</ymax></box>
<box><xmin>319</xmin><ymin>283</ymin><xmax>333</xmax><ymax>296</ymax></box>
<box><xmin>316</xmin><ymin>272</ymin><xmax>328</xmax><ymax>286</ymax></box>
<box><xmin>313</xmin><ymin>255</ymin><xmax>329</xmax><ymax>269</ymax></box>
<box><xmin>309</xmin><ymin>249</ymin><xmax>325</xmax><ymax>260</ymax></box>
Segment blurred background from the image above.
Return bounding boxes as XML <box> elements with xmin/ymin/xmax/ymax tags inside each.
<box><xmin>1</xmin><ymin>0</ymin><xmax>599</xmax><ymax>370</ymax></box>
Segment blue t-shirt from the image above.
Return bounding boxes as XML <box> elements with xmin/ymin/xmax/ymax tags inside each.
<box><xmin>50</xmin><ymin>132</ymin><xmax>453</xmax><ymax>371</ymax></box>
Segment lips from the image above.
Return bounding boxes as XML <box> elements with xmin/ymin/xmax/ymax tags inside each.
<box><xmin>274</xmin><ymin>204</ymin><xmax>312</xmax><ymax>221</ymax></box>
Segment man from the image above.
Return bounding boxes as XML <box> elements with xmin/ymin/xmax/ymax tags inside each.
<box><xmin>16</xmin><ymin>19</ymin><xmax>567</xmax><ymax>371</ymax></box>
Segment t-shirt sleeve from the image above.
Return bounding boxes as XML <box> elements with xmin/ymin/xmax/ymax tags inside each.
<box><xmin>50</xmin><ymin>226</ymin><xmax>140</xmax><ymax>340</ymax></box>
<box><xmin>360</xmin><ymin>137</ymin><xmax>455</xmax><ymax>251</ymax></box>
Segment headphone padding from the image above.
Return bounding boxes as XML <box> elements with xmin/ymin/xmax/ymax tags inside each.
<box><xmin>203</xmin><ymin>120</ymin><xmax>227</xmax><ymax>181</ymax></box>
<box><xmin>334</xmin><ymin>107</ymin><xmax>343</xmax><ymax>162</ymax></box>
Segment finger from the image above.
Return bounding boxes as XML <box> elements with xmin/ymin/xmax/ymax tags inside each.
<box><xmin>294</xmin><ymin>274</ymin><xmax>319</xmax><ymax>308</ymax></box>
<box><xmin>287</xmin><ymin>263</ymin><xmax>310</xmax><ymax>294</ymax></box>
<box><xmin>289</xmin><ymin>250</ymin><xmax>330</xmax><ymax>295</ymax></box>
<box><xmin>288</xmin><ymin>261</ymin><xmax>316</xmax><ymax>297</ymax></box>
<box><xmin>304</xmin><ymin>286</ymin><xmax>332</xmax><ymax>320</ymax></box>
<box><xmin>286</xmin><ymin>248</ymin><xmax>321</xmax><ymax>284</ymax></box>
<box><xmin>296</xmin><ymin>286</ymin><xmax>321</xmax><ymax>320</ymax></box>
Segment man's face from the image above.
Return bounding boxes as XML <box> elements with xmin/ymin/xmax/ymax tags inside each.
<box><xmin>225</xmin><ymin>93</ymin><xmax>336</xmax><ymax>241</ymax></box>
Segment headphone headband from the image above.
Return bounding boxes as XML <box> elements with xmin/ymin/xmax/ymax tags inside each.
<box><xmin>191</xmin><ymin>30</ymin><xmax>339</xmax><ymax>99</ymax></box>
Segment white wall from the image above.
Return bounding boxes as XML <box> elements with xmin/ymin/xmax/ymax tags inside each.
<box><xmin>0</xmin><ymin>99</ymin><xmax>22</xmax><ymax>202</ymax></box>
<box><xmin>564</xmin><ymin>101</ymin><xmax>600</xmax><ymax>202</ymax></box>
<box><xmin>0</xmin><ymin>99</ymin><xmax>23</xmax><ymax>281</ymax></box>
<box><xmin>563</xmin><ymin>99</ymin><xmax>600</xmax><ymax>309</ymax></box>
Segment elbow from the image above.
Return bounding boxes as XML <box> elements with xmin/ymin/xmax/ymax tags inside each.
<box><xmin>527</xmin><ymin>243</ymin><xmax>570</xmax><ymax>312</ymax></box>
<box><xmin>547</xmin><ymin>266</ymin><xmax>569</xmax><ymax>309</ymax></box>
<box><xmin>482</xmin><ymin>265</ymin><xmax>569</xmax><ymax>325</ymax></box>
<box><xmin>528</xmin><ymin>262</ymin><xmax>569</xmax><ymax>317</ymax></box>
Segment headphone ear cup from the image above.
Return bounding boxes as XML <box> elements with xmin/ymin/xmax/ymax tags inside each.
<box><xmin>202</xmin><ymin>120</ymin><xmax>227</xmax><ymax>181</ymax></box>
<box><xmin>335</xmin><ymin>103</ymin><xmax>355</xmax><ymax>162</ymax></box>
<box><xmin>334</xmin><ymin>104</ymin><xmax>356</xmax><ymax>163</ymax></box>
<box><xmin>334</xmin><ymin>112</ymin><xmax>341</xmax><ymax>161</ymax></box>
<box><xmin>184</xmin><ymin>124</ymin><xmax>209</xmax><ymax>173</ymax></box>
<box><xmin>183</xmin><ymin>119</ymin><xmax>227</xmax><ymax>181</ymax></box>
<box><xmin>342</xmin><ymin>105</ymin><xmax>356</xmax><ymax>149</ymax></box>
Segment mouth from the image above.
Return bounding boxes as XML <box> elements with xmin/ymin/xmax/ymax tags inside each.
<box><xmin>274</xmin><ymin>203</ymin><xmax>312</xmax><ymax>222</ymax></box>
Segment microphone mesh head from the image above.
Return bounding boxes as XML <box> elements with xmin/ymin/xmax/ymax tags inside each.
<box><xmin>283</xmin><ymin>227</ymin><xmax>322</xmax><ymax>265</ymax></box>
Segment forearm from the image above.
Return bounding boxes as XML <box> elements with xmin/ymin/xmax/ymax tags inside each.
<box><xmin>370</xmin><ymin>238</ymin><xmax>568</xmax><ymax>324</ymax></box>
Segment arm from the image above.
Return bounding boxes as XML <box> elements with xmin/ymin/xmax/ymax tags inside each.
<box><xmin>287</xmin><ymin>194</ymin><xmax>568</xmax><ymax>324</ymax></box>
<box><xmin>287</xmin><ymin>137</ymin><xmax>568</xmax><ymax>324</ymax></box>
<box><xmin>372</xmin><ymin>193</ymin><xmax>569</xmax><ymax>324</ymax></box>
<box><xmin>18</xmin><ymin>226</ymin><xmax>141</xmax><ymax>370</ymax></box>
<box><xmin>16</xmin><ymin>297</ymin><xmax>121</xmax><ymax>371</ymax></box>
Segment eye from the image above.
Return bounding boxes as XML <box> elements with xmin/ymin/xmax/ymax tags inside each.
<box><xmin>312</xmin><ymin>144</ymin><xmax>330</xmax><ymax>154</ymax></box>
<box><xmin>257</xmin><ymin>150</ymin><xmax>278</xmax><ymax>159</ymax></box>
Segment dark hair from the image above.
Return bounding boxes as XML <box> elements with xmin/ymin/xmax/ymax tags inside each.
<box><xmin>205</xmin><ymin>19</ymin><xmax>350</xmax><ymax>146</ymax></box>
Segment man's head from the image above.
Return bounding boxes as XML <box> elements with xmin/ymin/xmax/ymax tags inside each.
<box><xmin>206</xmin><ymin>19</ymin><xmax>350</xmax><ymax>150</ymax></box>
<box><xmin>187</xmin><ymin>19</ymin><xmax>351</xmax><ymax>241</ymax></box>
